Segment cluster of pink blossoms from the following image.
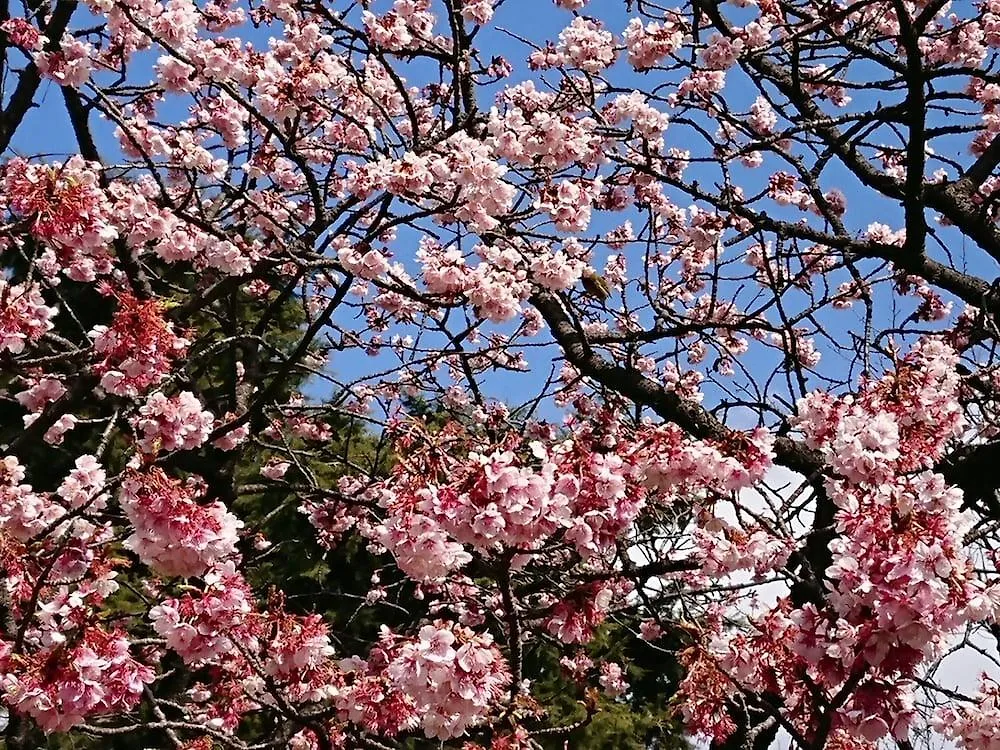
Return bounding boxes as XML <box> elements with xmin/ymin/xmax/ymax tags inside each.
<box><xmin>90</xmin><ymin>291</ymin><xmax>190</xmax><ymax>398</ymax></box>
<box><xmin>1</xmin><ymin>157</ymin><xmax>116</xmax><ymax>281</ymax></box>
<box><xmin>349</xmin><ymin>412</ymin><xmax>776</xmax><ymax>588</ymax></box>
<box><xmin>340</xmin><ymin>622</ymin><xmax>510</xmax><ymax>740</ymax></box>
<box><xmin>623</xmin><ymin>16</ymin><xmax>686</xmax><ymax>69</ymax></box>
<box><xmin>56</xmin><ymin>455</ymin><xmax>108</xmax><ymax>511</ymax></box>
<box><xmin>35</xmin><ymin>35</ymin><xmax>95</xmax><ymax>88</ymax></box>
<box><xmin>0</xmin><ymin>457</ymin><xmax>113</xmax><ymax>594</ymax></box>
<box><xmin>794</xmin><ymin>338</ymin><xmax>965</xmax><ymax>483</ymax></box>
<box><xmin>385</xmin><ymin>623</ymin><xmax>510</xmax><ymax>739</ymax></box>
<box><xmin>543</xmin><ymin>17</ymin><xmax>616</xmax><ymax>73</ymax></box>
<box><xmin>0</xmin><ymin>18</ymin><xmax>40</xmax><ymax>49</ymax></box>
<box><xmin>154</xmin><ymin>592</ymin><xmax>341</xmax><ymax>730</ymax></box>
<box><xmin>347</xmin><ymin>132</ymin><xmax>514</xmax><ymax>233</ymax></box>
<box><xmin>119</xmin><ymin>469</ymin><xmax>242</xmax><ymax>578</ymax></box>
<box><xmin>675</xmin><ymin>339</ymin><xmax>999</xmax><ymax>745</ymax></box>
<box><xmin>637</xmin><ymin>423</ymin><xmax>775</xmax><ymax>496</ymax></box>
<box><xmin>261</xmin><ymin>603</ymin><xmax>338</xmax><ymax>689</ymax></box>
<box><xmin>335</xmin><ymin>642</ymin><xmax>420</xmax><ymax>737</ymax></box>
<box><xmin>534</xmin><ymin>178</ymin><xmax>602</xmax><ymax>233</ymax></box>
<box><xmin>693</xmin><ymin>520</ymin><xmax>795</xmax><ymax>579</ymax></box>
<box><xmin>934</xmin><ymin>676</ymin><xmax>1000</xmax><ymax>750</ymax></box>
<box><xmin>545</xmin><ymin>581</ymin><xmax>628</xmax><ymax>645</ymax></box>
<box><xmin>362</xmin><ymin>0</ymin><xmax>437</xmax><ymax>51</ymax></box>
<box><xmin>603</xmin><ymin>91</ymin><xmax>672</xmax><ymax>148</ymax></box>
<box><xmin>367</xmin><ymin>423</ymin><xmax>628</xmax><ymax>579</ymax></box>
<box><xmin>796</xmin><ymin>340</ymin><xmax>999</xmax><ymax>670</ymax></box>
<box><xmin>0</xmin><ymin>626</ymin><xmax>154</xmax><ymax>733</ymax></box>
<box><xmin>0</xmin><ymin>456</ymin><xmax>67</xmax><ymax>543</ymax></box>
<box><xmin>487</xmin><ymin>85</ymin><xmax>602</xmax><ymax>169</ymax></box>
<box><xmin>149</xmin><ymin>562</ymin><xmax>255</xmax><ymax>664</ymax></box>
<box><xmin>0</xmin><ymin>280</ymin><xmax>57</xmax><ymax>354</ymax></box>
<box><xmin>14</xmin><ymin>378</ymin><xmax>65</xmax><ymax>413</ymax></box>
<box><xmin>139</xmin><ymin>564</ymin><xmax>346</xmax><ymax>736</ymax></box>
<box><xmin>372</xmin><ymin>496</ymin><xmax>473</xmax><ymax>582</ymax></box>
<box><xmin>153</xmin><ymin>580</ymin><xmax>411</xmax><ymax>741</ymax></box>
<box><xmin>134</xmin><ymin>390</ymin><xmax>215</xmax><ymax>454</ymax></box>
<box><xmin>1</xmin><ymin>138</ymin><xmax>257</xmax><ymax>284</ymax></box>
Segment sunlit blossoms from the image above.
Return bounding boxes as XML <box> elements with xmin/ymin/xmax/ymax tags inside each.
<box><xmin>670</xmin><ymin>341</ymin><xmax>996</xmax><ymax>745</ymax></box>
<box><xmin>134</xmin><ymin>390</ymin><xmax>215</xmax><ymax>453</ymax></box>
<box><xmin>119</xmin><ymin>469</ymin><xmax>242</xmax><ymax>577</ymax></box>
<box><xmin>0</xmin><ymin>455</ymin><xmax>63</xmax><ymax>542</ymax></box>
<box><xmin>1</xmin><ymin>156</ymin><xmax>116</xmax><ymax>281</ymax></box>
<box><xmin>623</xmin><ymin>16</ymin><xmax>685</xmax><ymax>69</ymax></box>
<box><xmin>383</xmin><ymin>622</ymin><xmax>511</xmax><ymax>739</ymax></box>
<box><xmin>0</xmin><ymin>627</ymin><xmax>154</xmax><ymax>732</ymax></box>
<box><xmin>934</xmin><ymin>676</ymin><xmax>1000</xmax><ymax>750</ymax></box>
<box><xmin>90</xmin><ymin>292</ymin><xmax>189</xmax><ymax>398</ymax></box>
<box><xmin>3</xmin><ymin>0</ymin><xmax>1000</xmax><ymax>746</ymax></box>
<box><xmin>794</xmin><ymin>339</ymin><xmax>965</xmax><ymax>482</ymax></box>
<box><xmin>149</xmin><ymin>562</ymin><xmax>255</xmax><ymax>664</ymax></box>
<box><xmin>0</xmin><ymin>280</ymin><xmax>57</xmax><ymax>354</ymax></box>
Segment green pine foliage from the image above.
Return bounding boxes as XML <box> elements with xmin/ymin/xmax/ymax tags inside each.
<box><xmin>525</xmin><ymin>623</ymin><xmax>690</xmax><ymax>750</ymax></box>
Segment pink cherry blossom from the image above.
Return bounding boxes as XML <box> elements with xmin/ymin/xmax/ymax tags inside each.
<box><xmin>0</xmin><ymin>280</ymin><xmax>57</xmax><ymax>354</ymax></box>
<box><xmin>90</xmin><ymin>291</ymin><xmax>189</xmax><ymax>398</ymax></box>
<box><xmin>0</xmin><ymin>627</ymin><xmax>154</xmax><ymax>733</ymax></box>
<box><xmin>119</xmin><ymin>469</ymin><xmax>242</xmax><ymax>578</ymax></box>
<box><xmin>134</xmin><ymin>391</ymin><xmax>215</xmax><ymax>454</ymax></box>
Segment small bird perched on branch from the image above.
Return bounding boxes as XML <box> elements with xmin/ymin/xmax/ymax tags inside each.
<box><xmin>581</xmin><ymin>268</ymin><xmax>611</xmax><ymax>302</ymax></box>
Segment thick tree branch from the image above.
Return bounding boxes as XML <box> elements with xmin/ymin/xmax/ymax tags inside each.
<box><xmin>0</xmin><ymin>0</ymin><xmax>77</xmax><ymax>153</ymax></box>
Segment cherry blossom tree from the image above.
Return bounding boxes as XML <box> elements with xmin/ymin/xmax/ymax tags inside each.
<box><xmin>5</xmin><ymin>0</ymin><xmax>1000</xmax><ymax>747</ymax></box>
